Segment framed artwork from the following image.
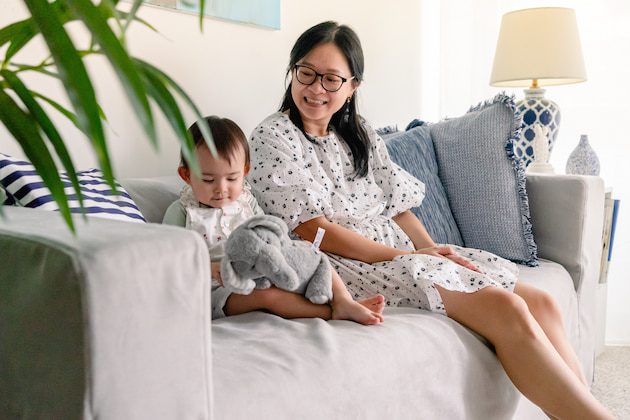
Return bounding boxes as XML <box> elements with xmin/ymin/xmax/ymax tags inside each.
<box><xmin>143</xmin><ymin>0</ymin><xmax>281</xmax><ymax>30</ymax></box>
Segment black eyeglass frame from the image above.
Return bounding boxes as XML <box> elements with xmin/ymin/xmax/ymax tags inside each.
<box><xmin>293</xmin><ymin>64</ymin><xmax>355</xmax><ymax>93</ymax></box>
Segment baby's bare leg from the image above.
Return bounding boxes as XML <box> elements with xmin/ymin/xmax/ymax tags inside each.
<box><xmin>330</xmin><ymin>270</ymin><xmax>384</xmax><ymax>325</ymax></box>
<box><xmin>357</xmin><ymin>295</ymin><xmax>385</xmax><ymax>313</ymax></box>
<box><xmin>224</xmin><ymin>270</ymin><xmax>384</xmax><ymax>325</ymax></box>
<box><xmin>224</xmin><ymin>287</ymin><xmax>332</xmax><ymax>319</ymax></box>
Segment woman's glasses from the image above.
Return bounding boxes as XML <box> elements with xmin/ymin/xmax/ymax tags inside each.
<box><xmin>294</xmin><ymin>64</ymin><xmax>354</xmax><ymax>93</ymax></box>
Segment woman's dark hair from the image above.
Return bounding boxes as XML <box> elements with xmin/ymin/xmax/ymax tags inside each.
<box><xmin>279</xmin><ymin>21</ymin><xmax>370</xmax><ymax>177</ymax></box>
<box><xmin>181</xmin><ymin>116</ymin><xmax>250</xmax><ymax>168</ymax></box>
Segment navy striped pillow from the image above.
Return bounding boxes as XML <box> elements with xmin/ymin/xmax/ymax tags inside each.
<box><xmin>0</xmin><ymin>153</ymin><xmax>146</xmax><ymax>223</ymax></box>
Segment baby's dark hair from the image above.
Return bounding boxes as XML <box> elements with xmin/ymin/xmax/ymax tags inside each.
<box><xmin>181</xmin><ymin>116</ymin><xmax>250</xmax><ymax>168</ymax></box>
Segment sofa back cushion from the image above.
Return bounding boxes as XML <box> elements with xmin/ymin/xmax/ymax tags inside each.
<box><xmin>120</xmin><ymin>176</ymin><xmax>184</xmax><ymax>223</ymax></box>
<box><xmin>383</xmin><ymin>126</ymin><xmax>464</xmax><ymax>246</ymax></box>
<box><xmin>429</xmin><ymin>94</ymin><xmax>538</xmax><ymax>266</ymax></box>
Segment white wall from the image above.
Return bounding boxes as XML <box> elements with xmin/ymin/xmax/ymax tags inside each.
<box><xmin>0</xmin><ymin>0</ymin><xmax>423</xmax><ymax>177</ymax></box>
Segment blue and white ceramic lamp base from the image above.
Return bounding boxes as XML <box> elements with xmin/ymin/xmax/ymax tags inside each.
<box><xmin>514</xmin><ymin>88</ymin><xmax>561</xmax><ymax>168</ymax></box>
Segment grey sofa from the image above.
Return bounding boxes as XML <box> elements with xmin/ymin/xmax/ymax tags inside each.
<box><xmin>0</xmin><ymin>172</ymin><xmax>604</xmax><ymax>419</ymax></box>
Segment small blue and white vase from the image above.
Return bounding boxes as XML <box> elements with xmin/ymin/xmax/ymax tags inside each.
<box><xmin>514</xmin><ymin>88</ymin><xmax>561</xmax><ymax>167</ymax></box>
<box><xmin>566</xmin><ymin>135</ymin><xmax>600</xmax><ymax>176</ymax></box>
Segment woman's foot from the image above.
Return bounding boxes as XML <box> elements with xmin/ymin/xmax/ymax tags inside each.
<box><xmin>331</xmin><ymin>295</ymin><xmax>384</xmax><ymax>325</ymax></box>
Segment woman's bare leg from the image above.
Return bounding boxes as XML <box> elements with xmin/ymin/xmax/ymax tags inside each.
<box><xmin>436</xmin><ymin>285</ymin><xmax>613</xmax><ymax>419</ymax></box>
<box><xmin>514</xmin><ymin>283</ymin><xmax>589</xmax><ymax>386</ymax></box>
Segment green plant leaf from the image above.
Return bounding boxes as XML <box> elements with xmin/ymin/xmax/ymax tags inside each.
<box><xmin>136</xmin><ymin>60</ymin><xmax>200</xmax><ymax>175</ymax></box>
<box><xmin>66</xmin><ymin>0</ymin><xmax>157</xmax><ymax>149</ymax></box>
<box><xmin>0</xmin><ymin>20</ymin><xmax>34</xmax><ymax>50</ymax></box>
<box><xmin>2</xmin><ymin>69</ymin><xmax>85</xmax><ymax>213</ymax></box>
<box><xmin>122</xmin><ymin>0</ymin><xmax>144</xmax><ymax>34</ymax></box>
<box><xmin>0</xmin><ymin>87</ymin><xmax>75</xmax><ymax>232</ymax></box>
<box><xmin>199</xmin><ymin>0</ymin><xmax>206</xmax><ymax>31</ymax></box>
<box><xmin>1</xmin><ymin>2</ymin><xmax>75</xmax><ymax>59</ymax></box>
<box><xmin>24</xmin><ymin>0</ymin><xmax>115</xmax><ymax>192</ymax></box>
<box><xmin>97</xmin><ymin>0</ymin><xmax>158</xmax><ymax>33</ymax></box>
<box><xmin>3</xmin><ymin>24</ymin><xmax>37</xmax><ymax>64</ymax></box>
<box><xmin>10</xmin><ymin>61</ymin><xmax>60</xmax><ymax>78</ymax></box>
<box><xmin>31</xmin><ymin>91</ymin><xmax>81</xmax><ymax>128</ymax></box>
<box><xmin>135</xmin><ymin>59</ymin><xmax>216</xmax><ymax>158</ymax></box>
<box><xmin>24</xmin><ymin>0</ymin><xmax>116</xmax><ymax>190</ymax></box>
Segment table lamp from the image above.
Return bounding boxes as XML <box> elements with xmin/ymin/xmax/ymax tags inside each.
<box><xmin>490</xmin><ymin>7</ymin><xmax>587</xmax><ymax>171</ymax></box>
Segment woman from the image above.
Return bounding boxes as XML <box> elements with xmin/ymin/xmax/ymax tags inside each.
<box><xmin>248</xmin><ymin>21</ymin><xmax>613</xmax><ymax>419</ymax></box>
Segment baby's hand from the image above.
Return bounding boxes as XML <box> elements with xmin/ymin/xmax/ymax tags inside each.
<box><xmin>211</xmin><ymin>262</ymin><xmax>224</xmax><ymax>286</ymax></box>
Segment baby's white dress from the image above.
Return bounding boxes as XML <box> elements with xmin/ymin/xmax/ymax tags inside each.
<box><xmin>248</xmin><ymin>113</ymin><xmax>518</xmax><ymax>313</ymax></box>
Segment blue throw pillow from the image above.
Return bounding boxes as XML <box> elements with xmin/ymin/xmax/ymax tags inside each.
<box><xmin>383</xmin><ymin>126</ymin><xmax>464</xmax><ymax>246</ymax></box>
<box><xmin>0</xmin><ymin>153</ymin><xmax>146</xmax><ymax>223</ymax></box>
<box><xmin>428</xmin><ymin>93</ymin><xmax>538</xmax><ymax>266</ymax></box>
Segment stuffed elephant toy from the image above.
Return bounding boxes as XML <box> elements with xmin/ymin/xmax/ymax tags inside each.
<box><xmin>220</xmin><ymin>215</ymin><xmax>333</xmax><ymax>304</ymax></box>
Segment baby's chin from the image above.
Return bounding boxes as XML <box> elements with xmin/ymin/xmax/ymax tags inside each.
<box><xmin>203</xmin><ymin>197</ymin><xmax>234</xmax><ymax>208</ymax></box>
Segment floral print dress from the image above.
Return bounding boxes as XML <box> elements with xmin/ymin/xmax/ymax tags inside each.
<box><xmin>248</xmin><ymin>113</ymin><xmax>518</xmax><ymax>314</ymax></box>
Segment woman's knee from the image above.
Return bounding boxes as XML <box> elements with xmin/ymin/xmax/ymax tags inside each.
<box><xmin>441</xmin><ymin>286</ymin><xmax>538</xmax><ymax>342</ymax></box>
<box><xmin>524</xmin><ymin>288</ymin><xmax>563</xmax><ymax>322</ymax></box>
<box><xmin>490</xmin><ymin>291</ymin><xmax>539</xmax><ymax>340</ymax></box>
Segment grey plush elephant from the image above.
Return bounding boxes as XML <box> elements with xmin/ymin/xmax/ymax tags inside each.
<box><xmin>220</xmin><ymin>215</ymin><xmax>333</xmax><ymax>304</ymax></box>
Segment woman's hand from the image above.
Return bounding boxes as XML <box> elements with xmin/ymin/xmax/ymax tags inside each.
<box><xmin>211</xmin><ymin>261</ymin><xmax>224</xmax><ymax>286</ymax></box>
<box><xmin>413</xmin><ymin>245</ymin><xmax>481</xmax><ymax>273</ymax></box>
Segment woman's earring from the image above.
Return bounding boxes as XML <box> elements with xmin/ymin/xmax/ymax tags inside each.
<box><xmin>343</xmin><ymin>97</ymin><xmax>351</xmax><ymax>123</ymax></box>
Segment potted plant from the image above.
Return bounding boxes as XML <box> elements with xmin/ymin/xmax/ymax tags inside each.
<box><xmin>0</xmin><ymin>0</ymin><xmax>211</xmax><ymax>231</ymax></box>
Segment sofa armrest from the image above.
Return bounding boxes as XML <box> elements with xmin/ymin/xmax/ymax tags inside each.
<box><xmin>526</xmin><ymin>174</ymin><xmax>604</xmax><ymax>294</ymax></box>
<box><xmin>0</xmin><ymin>207</ymin><xmax>212</xmax><ymax>419</ymax></box>
<box><xmin>526</xmin><ymin>174</ymin><xmax>604</xmax><ymax>380</ymax></box>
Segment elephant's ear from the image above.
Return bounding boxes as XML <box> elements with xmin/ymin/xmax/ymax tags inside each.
<box><xmin>220</xmin><ymin>258</ymin><xmax>256</xmax><ymax>295</ymax></box>
<box><xmin>246</xmin><ymin>215</ymin><xmax>288</xmax><ymax>239</ymax></box>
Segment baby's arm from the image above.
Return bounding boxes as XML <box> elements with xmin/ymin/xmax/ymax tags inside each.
<box><xmin>211</xmin><ymin>262</ymin><xmax>223</xmax><ymax>286</ymax></box>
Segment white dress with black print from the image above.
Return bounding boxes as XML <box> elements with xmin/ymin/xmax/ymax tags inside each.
<box><xmin>248</xmin><ymin>112</ymin><xmax>518</xmax><ymax>314</ymax></box>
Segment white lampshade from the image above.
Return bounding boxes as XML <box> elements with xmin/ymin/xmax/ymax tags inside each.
<box><xmin>490</xmin><ymin>7</ymin><xmax>587</xmax><ymax>87</ymax></box>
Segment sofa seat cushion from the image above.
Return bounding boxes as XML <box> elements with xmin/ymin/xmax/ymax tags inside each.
<box><xmin>212</xmin><ymin>309</ymin><xmax>519</xmax><ymax>419</ymax></box>
<box><xmin>212</xmin><ymin>260</ymin><xmax>578</xmax><ymax>420</ymax></box>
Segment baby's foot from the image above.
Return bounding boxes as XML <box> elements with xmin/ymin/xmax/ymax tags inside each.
<box><xmin>331</xmin><ymin>298</ymin><xmax>384</xmax><ymax>325</ymax></box>
<box><xmin>358</xmin><ymin>294</ymin><xmax>385</xmax><ymax>314</ymax></box>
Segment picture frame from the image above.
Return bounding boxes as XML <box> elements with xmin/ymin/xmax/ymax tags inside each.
<box><xmin>142</xmin><ymin>0</ymin><xmax>281</xmax><ymax>30</ymax></box>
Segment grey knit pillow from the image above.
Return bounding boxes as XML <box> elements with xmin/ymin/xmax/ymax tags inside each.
<box><xmin>429</xmin><ymin>94</ymin><xmax>538</xmax><ymax>266</ymax></box>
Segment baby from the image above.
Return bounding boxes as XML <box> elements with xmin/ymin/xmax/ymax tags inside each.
<box><xmin>163</xmin><ymin>116</ymin><xmax>384</xmax><ymax>324</ymax></box>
